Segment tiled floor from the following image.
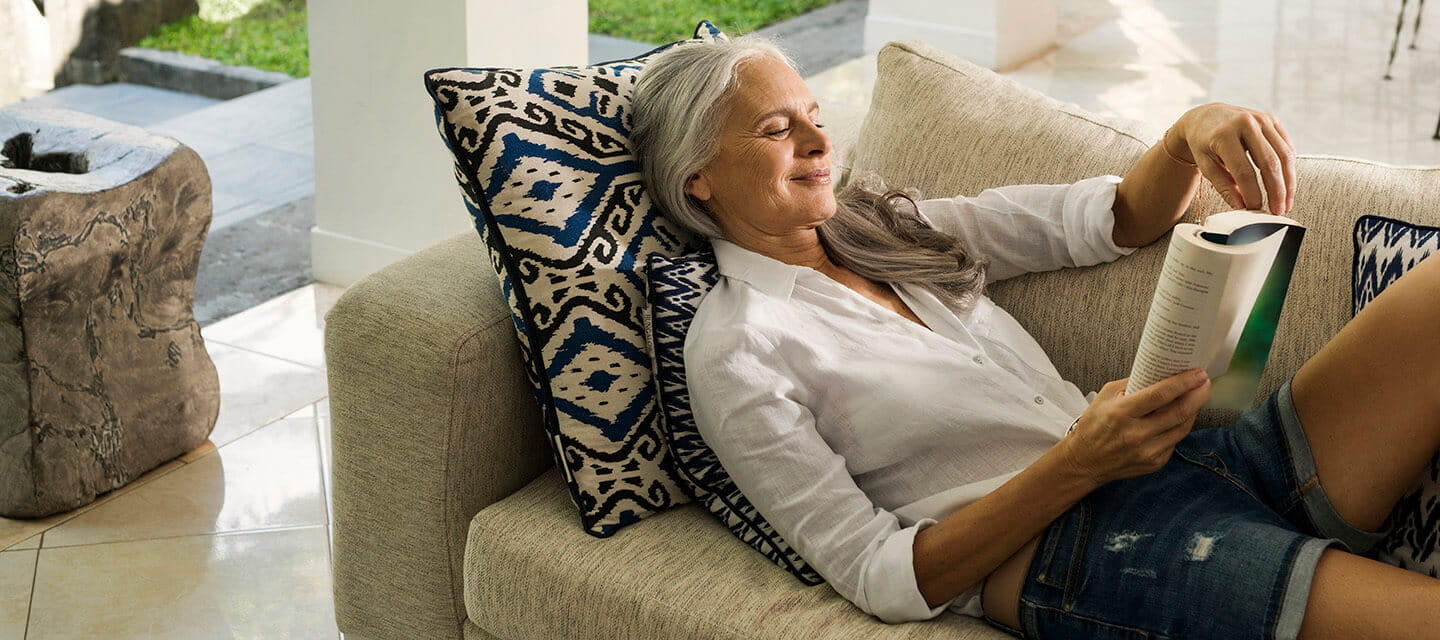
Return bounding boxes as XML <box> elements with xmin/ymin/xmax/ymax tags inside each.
<box><xmin>0</xmin><ymin>284</ymin><xmax>340</xmax><ymax>639</ymax></box>
<box><xmin>2</xmin><ymin>1</ymin><xmax>1438</xmax><ymax>638</ymax></box>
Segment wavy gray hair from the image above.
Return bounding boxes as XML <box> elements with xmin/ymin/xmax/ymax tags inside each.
<box><xmin>630</xmin><ymin>35</ymin><xmax>986</xmax><ymax>311</ymax></box>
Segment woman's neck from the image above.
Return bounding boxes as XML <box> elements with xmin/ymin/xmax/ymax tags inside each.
<box><xmin>725</xmin><ymin>228</ymin><xmax>838</xmax><ymax>274</ymax></box>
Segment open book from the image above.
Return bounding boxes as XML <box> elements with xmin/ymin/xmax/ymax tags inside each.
<box><xmin>1125</xmin><ymin>210</ymin><xmax>1306</xmax><ymax>410</ymax></box>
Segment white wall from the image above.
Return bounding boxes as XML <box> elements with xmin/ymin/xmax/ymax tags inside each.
<box><xmin>864</xmin><ymin>0</ymin><xmax>1056</xmax><ymax>70</ymax></box>
<box><xmin>309</xmin><ymin>0</ymin><xmax>587</xmax><ymax>286</ymax></box>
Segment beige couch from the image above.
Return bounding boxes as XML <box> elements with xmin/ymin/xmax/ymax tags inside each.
<box><xmin>325</xmin><ymin>41</ymin><xmax>1440</xmax><ymax>639</ymax></box>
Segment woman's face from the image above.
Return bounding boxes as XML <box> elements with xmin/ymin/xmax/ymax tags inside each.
<box><xmin>685</xmin><ymin>56</ymin><xmax>834</xmax><ymax>239</ymax></box>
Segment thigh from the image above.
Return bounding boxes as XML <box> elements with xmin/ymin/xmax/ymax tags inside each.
<box><xmin>1171</xmin><ymin>387</ymin><xmax>1387</xmax><ymax>555</ymax></box>
<box><xmin>1015</xmin><ymin>453</ymin><xmax>1337</xmax><ymax>640</ymax></box>
<box><xmin>1298</xmin><ymin>547</ymin><xmax>1440</xmax><ymax>640</ymax></box>
<box><xmin>1291</xmin><ymin>251</ymin><xmax>1440</xmax><ymax>533</ymax></box>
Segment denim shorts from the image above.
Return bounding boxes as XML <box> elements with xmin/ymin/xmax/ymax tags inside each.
<box><xmin>981</xmin><ymin>379</ymin><xmax>1390</xmax><ymax>640</ymax></box>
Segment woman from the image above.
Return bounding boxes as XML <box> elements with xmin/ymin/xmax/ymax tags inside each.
<box><xmin>629</xmin><ymin>35</ymin><xmax>1440</xmax><ymax>639</ymax></box>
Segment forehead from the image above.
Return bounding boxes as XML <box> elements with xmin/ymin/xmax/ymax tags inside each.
<box><xmin>725</xmin><ymin>56</ymin><xmax>815</xmax><ymax>121</ymax></box>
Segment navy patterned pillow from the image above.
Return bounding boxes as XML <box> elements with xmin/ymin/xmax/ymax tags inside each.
<box><xmin>645</xmin><ymin>249</ymin><xmax>825</xmax><ymax>585</ymax></box>
<box><xmin>1352</xmin><ymin>214</ymin><xmax>1439</xmax><ymax>577</ymax></box>
<box><xmin>423</xmin><ymin>22</ymin><xmax>725</xmax><ymax>537</ymax></box>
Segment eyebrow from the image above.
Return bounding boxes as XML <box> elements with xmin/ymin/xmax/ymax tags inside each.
<box><xmin>750</xmin><ymin>102</ymin><xmax>821</xmax><ymax>127</ymax></box>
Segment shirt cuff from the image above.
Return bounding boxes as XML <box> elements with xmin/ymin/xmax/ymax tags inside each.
<box><xmin>1062</xmin><ymin>174</ymin><xmax>1138</xmax><ymax>266</ymax></box>
<box><xmin>861</xmin><ymin>517</ymin><xmax>958</xmax><ymax>623</ymax></box>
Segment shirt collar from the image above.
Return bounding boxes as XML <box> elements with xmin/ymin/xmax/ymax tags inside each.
<box><xmin>709</xmin><ymin>237</ymin><xmax>802</xmax><ymax>300</ymax></box>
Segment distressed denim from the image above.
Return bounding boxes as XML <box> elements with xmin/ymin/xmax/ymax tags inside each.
<box><xmin>982</xmin><ymin>380</ymin><xmax>1389</xmax><ymax>640</ymax></box>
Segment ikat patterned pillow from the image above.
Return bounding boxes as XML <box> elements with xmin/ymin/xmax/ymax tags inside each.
<box><xmin>1352</xmin><ymin>214</ymin><xmax>1439</xmax><ymax>577</ymax></box>
<box><xmin>422</xmin><ymin>22</ymin><xmax>725</xmax><ymax>537</ymax></box>
<box><xmin>645</xmin><ymin>250</ymin><xmax>826</xmax><ymax>585</ymax></box>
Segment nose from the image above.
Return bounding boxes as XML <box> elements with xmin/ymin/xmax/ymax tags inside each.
<box><xmin>798</xmin><ymin>120</ymin><xmax>830</xmax><ymax>158</ymax></box>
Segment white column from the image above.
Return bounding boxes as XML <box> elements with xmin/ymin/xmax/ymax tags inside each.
<box><xmin>863</xmin><ymin>0</ymin><xmax>1056</xmax><ymax>71</ymax></box>
<box><xmin>309</xmin><ymin>0</ymin><xmax>587</xmax><ymax>286</ymax></box>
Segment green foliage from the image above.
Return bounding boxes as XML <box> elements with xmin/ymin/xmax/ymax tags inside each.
<box><xmin>590</xmin><ymin>0</ymin><xmax>836</xmax><ymax>44</ymax></box>
<box><xmin>138</xmin><ymin>0</ymin><xmax>309</xmax><ymax>77</ymax></box>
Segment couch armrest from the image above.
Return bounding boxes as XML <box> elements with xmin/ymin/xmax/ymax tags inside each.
<box><xmin>326</xmin><ymin>231</ymin><xmax>551</xmax><ymax>640</ymax></box>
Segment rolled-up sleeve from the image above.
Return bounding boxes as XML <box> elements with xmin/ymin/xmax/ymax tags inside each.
<box><xmin>686</xmin><ymin>327</ymin><xmax>957</xmax><ymax>623</ymax></box>
<box><xmin>915</xmin><ymin>174</ymin><xmax>1138</xmax><ymax>283</ymax></box>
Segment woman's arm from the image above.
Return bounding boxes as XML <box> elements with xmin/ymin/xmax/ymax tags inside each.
<box><xmin>1111</xmin><ymin>129</ymin><xmax>1202</xmax><ymax>248</ymax></box>
<box><xmin>913</xmin><ymin>372</ymin><xmax>1212</xmax><ymax>608</ymax></box>
<box><xmin>1113</xmin><ymin>102</ymin><xmax>1298</xmax><ymax>248</ymax></box>
<box><xmin>915</xmin><ymin>175</ymin><xmax>1136</xmax><ymax>284</ymax></box>
<box><xmin>690</xmin><ymin>322</ymin><xmax>1211</xmax><ymax>618</ymax></box>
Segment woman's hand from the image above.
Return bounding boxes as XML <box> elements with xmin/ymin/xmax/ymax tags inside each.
<box><xmin>1061</xmin><ymin>369</ymin><xmax>1212</xmax><ymax>487</ymax></box>
<box><xmin>1168</xmin><ymin>103</ymin><xmax>1297</xmax><ymax>216</ymax></box>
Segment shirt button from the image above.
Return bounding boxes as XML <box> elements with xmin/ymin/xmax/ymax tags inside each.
<box><xmin>1033</xmin><ymin>396</ymin><xmax>1045</xmax><ymax>405</ymax></box>
<box><xmin>973</xmin><ymin>355</ymin><xmax>984</xmax><ymax>365</ymax></box>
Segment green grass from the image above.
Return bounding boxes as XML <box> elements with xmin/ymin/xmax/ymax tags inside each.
<box><xmin>590</xmin><ymin>0</ymin><xmax>838</xmax><ymax>44</ymax></box>
<box><xmin>137</xmin><ymin>0</ymin><xmax>308</xmax><ymax>77</ymax></box>
<box><xmin>138</xmin><ymin>0</ymin><xmax>836</xmax><ymax>78</ymax></box>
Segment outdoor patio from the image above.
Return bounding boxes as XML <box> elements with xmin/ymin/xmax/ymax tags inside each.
<box><xmin>1</xmin><ymin>0</ymin><xmax>1438</xmax><ymax>636</ymax></box>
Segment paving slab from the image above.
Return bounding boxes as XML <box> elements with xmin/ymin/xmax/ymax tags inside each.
<box><xmin>194</xmin><ymin>196</ymin><xmax>315</xmax><ymax>326</ymax></box>
<box><xmin>8</xmin><ymin>83</ymin><xmax>220</xmax><ymax>127</ymax></box>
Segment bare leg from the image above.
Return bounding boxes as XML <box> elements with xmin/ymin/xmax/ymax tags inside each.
<box><xmin>1291</xmin><ymin>252</ymin><xmax>1440</xmax><ymax>533</ymax></box>
<box><xmin>1298</xmin><ymin>548</ymin><xmax>1440</xmax><ymax>640</ymax></box>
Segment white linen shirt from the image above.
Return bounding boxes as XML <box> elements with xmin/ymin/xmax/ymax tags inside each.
<box><xmin>684</xmin><ymin>174</ymin><xmax>1138</xmax><ymax>624</ymax></box>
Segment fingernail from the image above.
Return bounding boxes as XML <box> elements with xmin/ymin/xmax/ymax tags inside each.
<box><xmin>1191</xmin><ymin>369</ymin><xmax>1208</xmax><ymax>384</ymax></box>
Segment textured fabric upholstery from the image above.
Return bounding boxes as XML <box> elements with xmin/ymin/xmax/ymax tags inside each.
<box><xmin>466</xmin><ymin>469</ymin><xmax>1004</xmax><ymax>640</ymax></box>
<box><xmin>327</xmin><ymin>232</ymin><xmax>551</xmax><ymax>640</ymax></box>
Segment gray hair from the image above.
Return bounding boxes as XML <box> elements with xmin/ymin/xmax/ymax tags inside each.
<box><xmin>630</xmin><ymin>35</ymin><xmax>986</xmax><ymax>311</ymax></box>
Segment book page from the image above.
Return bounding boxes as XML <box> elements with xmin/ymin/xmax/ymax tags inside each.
<box><xmin>1126</xmin><ymin>233</ymin><xmax>1233</xmax><ymax>394</ymax></box>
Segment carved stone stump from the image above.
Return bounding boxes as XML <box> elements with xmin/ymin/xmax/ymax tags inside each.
<box><xmin>0</xmin><ymin>107</ymin><xmax>219</xmax><ymax>518</ymax></box>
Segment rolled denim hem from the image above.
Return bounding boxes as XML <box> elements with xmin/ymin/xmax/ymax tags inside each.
<box><xmin>1275</xmin><ymin>536</ymin><xmax>1342</xmax><ymax>640</ymax></box>
<box><xmin>1275</xmin><ymin>380</ymin><xmax>1390</xmax><ymax>554</ymax></box>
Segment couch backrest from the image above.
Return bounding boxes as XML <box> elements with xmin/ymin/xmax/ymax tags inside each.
<box><xmin>850</xmin><ymin>40</ymin><xmax>1440</xmax><ymax>424</ymax></box>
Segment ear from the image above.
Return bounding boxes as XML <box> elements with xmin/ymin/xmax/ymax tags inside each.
<box><xmin>684</xmin><ymin>171</ymin><xmax>712</xmax><ymax>203</ymax></box>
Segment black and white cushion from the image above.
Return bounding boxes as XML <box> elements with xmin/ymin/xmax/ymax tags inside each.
<box><xmin>1353</xmin><ymin>214</ymin><xmax>1439</xmax><ymax>577</ymax></box>
<box><xmin>645</xmin><ymin>250</ymin><xmax>826</xmax><ymax>585</ymax></box>
<box><xmin>423</xmin><ymin>22</ymin><xmax>725</xmax><ymax>537</ymax></box>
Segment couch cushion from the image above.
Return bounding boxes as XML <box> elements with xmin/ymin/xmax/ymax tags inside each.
<box><xmin>645</xmin><ymin>249</ymin><xmax>824</xmax><ymax>585</ymax></box>
<box><xmin>852</xmin><ymin>40</ymin><xmax>1440</xmax><ymax>422</ymax></box>
<box><xmin>465</xmin><ymin>468</ymin><xmax>1010</xmax><ymax>639</ymax></box>
<box><xmin>423</xmin><ymin>22</ymin><xmax>728</xmax><ymax>537</ymax></box>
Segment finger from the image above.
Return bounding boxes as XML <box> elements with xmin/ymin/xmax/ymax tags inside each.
<box><xmin>1271</xmin><ymin>118</ymin><xmax>1298</xmax><ymax>212</ymax></box>
<box><xmin>1148</xmin><ymin>381</ymin><xmax>1207</xmax><ymax>430</ymax></box>
<box><xmin>1261</xmin><ymin>118</ymin><xmax>1297</xmax><ymax>215</ymax></box>
<box><xmin>1240</xmin><ymin>119</ymin><xmax>1288</xmax><ymax>216</ymax></box>
<box><xmin>1160</xmin><ymin>416</ymin><xmax>1196</xmax><ymax>448</ymax></box>
<box><xmin>1215</xmin><ymin>134</ymin><xmax>1262</xmax><ymax>211</ymax></box>
<box><xmin>1193</xmin><ymin>148</ymin><xmax>1241</xmax><ymax>210</ymax></box>
<box><xmin>1122</xmin><ymin>368</ymin><xmax>1207</xmax><ymax>416</ymax></box>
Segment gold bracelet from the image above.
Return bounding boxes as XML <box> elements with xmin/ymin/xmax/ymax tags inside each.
<box><xmin>1162</xmin><ymin>128</ymin><xmax>1198</xmax><ymax>168</ymax></box>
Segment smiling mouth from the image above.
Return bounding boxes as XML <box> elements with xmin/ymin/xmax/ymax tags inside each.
<box><xmin>791</xmin><ymin>169</ymin><xmax>831</xmax><ymax>184</ymax></box>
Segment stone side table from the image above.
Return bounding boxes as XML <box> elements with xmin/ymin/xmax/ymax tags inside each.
<box><xmin>0</xmin><ymin>107</ymin><xmax>219</xmax><ymax>518</ymax></box>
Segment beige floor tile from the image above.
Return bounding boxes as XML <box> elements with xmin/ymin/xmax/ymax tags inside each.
<box><xmin>316</xmin><ymin>406</ymin><xmax>332</xmax><ymax>500</ymax></box>
<box><xmin>43</xmin><ymin>416</ymin><xmax>326</xmax><ymax>548</ymax></box>
<box><xmin>202</xmin><ymin>284</ymin><xmax>327</xmax><ymax>369</ymax></box>
<box><xmin>206</xmin><ymin>341</ymin><xmax>328</xmax><ymax>448</ymax></box>
<box><xmin>313</xmin><ymin>282</ymin><xmax>348</xmax><ymax>329</ymax></box>
<box><xmin>27</xmin><ymin>527</ymin><xmax>338</xmax><ymax>640</ymax></box>
<box><xmin>4</xmin><ymin>535</ymin><xmax>38</xmax><ymax>552</ymax></box>
<box><xmin>0</xmin><ymin>459</ymin><xmax>186</xmax><ymax>551</ymax></box>
<box><xmin>0</xmin><ymin>549</ymin><xmax>36</xmax><ymax>639</ymax></box>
